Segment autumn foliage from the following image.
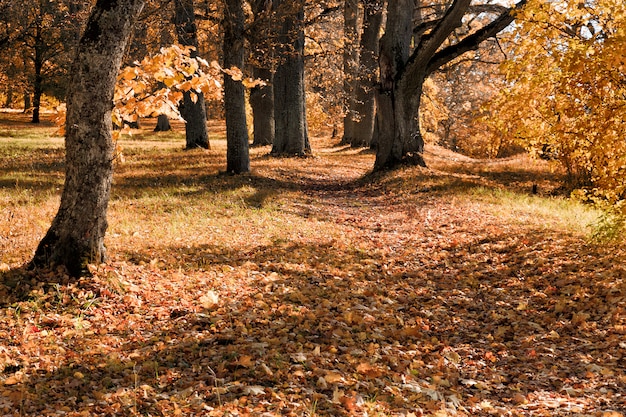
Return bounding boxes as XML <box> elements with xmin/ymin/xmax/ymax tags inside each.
<box><xmin>488</xmin><ymin>0</ymin><xmax>626</xmax><ymax>213</ymax></box>
<box><xmin>114</xmin><ymin>45</ymin><xmax>222</xmax><ymax>128</ymax></box>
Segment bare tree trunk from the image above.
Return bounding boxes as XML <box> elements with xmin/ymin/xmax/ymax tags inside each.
<box><xmin>271</xmin><ymin>0</ymin><xmax>310</xmax><ymax>156</ymax></box>
<box><xmin>249</xmin><ymin>67</ymin><xmax>274</xmax><ymax>146</ymax></box>
<box><xmin>351</xmin><ymin>0</ymin><xmax>384</xmax><ymax>148</ymax></box>
<box><xmin>23</xmin><ymin>91</ymin><xmax>31</xmax><ymax>112</ymax></box>
<box><xmin>374</xmin><ymin>0</ymin><xmax>424</xmax><ymax>170</ymax></box>
<box><xmin>179</xmin><ymin>91</ymin><xmax>210</xmax><ymax>149</ymax></box>
<box><xmin>224</xmin><ymin>0</ymin><xmax>250</xmax><ymax>173</ymax></box>
<box><xmin>4</xmin><ymin>86</ymin><xmax>13</xmax><ymax>108</ymax></box>
<box><xmin>154</xmin><ymin>114</ymin><xmax>171</xmax><ymax>131</ymax></box>
<box><xmin>341</xmin><ymin>0</ymin><xmax>361</xmax><ymax>145</ymax></box>
<box><xmin>249</xmin><ymin>0</ymin><xmax>275</xmax><ymax>147</ymax></box>
<box><xmin>30</xmin><ymin>0</ymin><xmax>145</xmax><ymax>277</ymax></box>
<box><xmin>174</xmin><ymin>0</ymin><xmax>210</xmax><ymax>149</ymax></box>
<box><xmin>31</xmin><ymin>42</ymin><xmax>43</xmax><ymax>124</ymax></box>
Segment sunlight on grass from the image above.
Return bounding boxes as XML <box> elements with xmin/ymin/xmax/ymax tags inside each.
<box><xmin>466</xmin><ymin>186</ymin><xmax>601</xmax><ymax>236</ymax></box>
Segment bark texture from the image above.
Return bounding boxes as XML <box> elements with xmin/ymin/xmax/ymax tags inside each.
<box><xmin>249</xmin><ymin>67</ymin><xmax>274</xmax><ymax>146</ymax></box>
<box><xmin>374</xmin><ymin>0</ymin><xmax>423</xmax><ymax>171</ymax></box>
<box><xmin>30</xmin><ymin>0</ymin><xmax>145</xmax><ymax>276</ymax></box>
<box><xmin>174</xmin><ymin>0</ymin><xmax>210</xmax><ymax>149</ymax></box>
<box><xmin>271</xmin><ymin>0</ymin><xmax>310</xmax><ymax>156</ymax></box>
<box><xmin>223</xmin><ymin>0</ymin><xmax>250</xmax><ymax>174</ymax></box>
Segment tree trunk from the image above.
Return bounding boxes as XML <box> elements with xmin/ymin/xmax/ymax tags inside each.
<box><xmin>31</xmin><ymin>47</ymin><xmax>43</xmax><ymax>124</ymax></box>
<box><xmin>248</xmin><ymin>0</ymin><xmax>275</xmax><ymax>147</ymax></box>
<box><xmin>373</xmin><ymin>0</ymin><xmax>525</xmax><ymax>171</ymax></box>
<box><xmin>341</xmin><ymin>0</ymin><xmax>361</xmax><ymax>145</ymax></box>
<box><xmin>374</xmin><ymin>80</ymin><xmax>425</xmax><ymax>170</ymax></box>
<box><xmin>30</xmin><ymin>0</ymin><xmax>145</xmax><ymax>277</ymax></box>
<box><xmin>174</xmin><ymin>0</ymin><xmax>210</xmax><ymax>149</ymax></box>
<box><xmin>351</xmin><ymin>0</ymin><xmax>384</xmax><ymax>148</ymax></box>
<box><xmin>154</xmin><ymin>114</ymin><xmax>172</xmax><ymax>131</ymax></box>
<box><xmin>223</xmin><ymin>0</ymin><xmax>250</xmax><ymax>174</ymax></box>
<box><xmin>374</xmin><ymin>0</ymin><xmax>425</xmax><ymax>170</ymax></box>
<box><xmin>23</xmin><ymin>91</ymin><xmax>31</xmax><ymax>111</ymax></box>
<box><xmin>249</xmin><ymin>67</ymin><xmax>274</xmax><ymax>146</ymax></box>
<box><xmin>179</xmin><ymin>92</ymin><xmax>210</xmax><ymax>149</ymax></box>
<box><xmin>4</xmin><ymin>86</ymin><xmax>13</xmax><ymax>108</ymax></box>
<box><xmin>271</xmin><ymin>0</ymin><xmax>310</xmax><ymax>156</ymax></box>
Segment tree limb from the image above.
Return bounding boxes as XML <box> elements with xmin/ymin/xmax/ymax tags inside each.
<box><xmin>426</xmin><ymin>0</ymin><xmax>527</xmax><ymax>75</ymax></box>
<box><xmin>413</xmin><ymin>4</ymin><xmax>509</xmax><ymax>37</ymax></box>
<box><xmin>414</xmin><ymin>0</ymin><xmax>472</xmax><ymax>66</ymax></box>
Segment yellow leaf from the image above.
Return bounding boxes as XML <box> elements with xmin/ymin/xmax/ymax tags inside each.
<box><xmin>242</xmin><ymin>77</ymin><xmax>266</xmax><ymax>89</ymax></box>
<box><xmin>224</xmin><ymin>66</ymin><xmax>243</xmax><ymax>81</ymax></box>
<box><xmin>163</xmin><ymin>77</ymin><xmax>177</xmax><ymax>88</ymax></box>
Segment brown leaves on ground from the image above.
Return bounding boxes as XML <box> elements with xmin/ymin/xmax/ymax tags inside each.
<box><xmin>0</xmin><ymin>120</ymin><xmax>625</xmax><ymax>416</ymax></box>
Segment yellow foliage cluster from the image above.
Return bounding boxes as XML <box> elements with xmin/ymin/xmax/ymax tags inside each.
<box><xmin>487</xmin><ymin>0</ymin><xmax>626</xmax><ymax>210</ymax></box>
<box><xmin>113</xmin><ymin>44</ymin><xmax>224</xmax><ymax>128</ymax></box>
<box><xmin>56</xmin><ymin>44</ymin><xmax>263</xmax><ymax>140</ymax></box>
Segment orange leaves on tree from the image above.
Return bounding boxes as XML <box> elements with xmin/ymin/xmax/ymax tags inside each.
<box><xmin>113</xmin><ymin>44</ymin><xmax>223</xmax><ymax>124</ymax></box>
<box><xmin>487</xmin><ymin>0</ymin><xmax>626</xmax><ymax>215</ymax></box>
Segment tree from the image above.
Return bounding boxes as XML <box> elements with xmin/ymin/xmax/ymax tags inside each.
<box><xmin>154</xmin><ymin>114</ymin><xmax>172</xmax><ymax>131</ymax></box>
<box><xmin>303</xmin><ymin>4</ymin><xmax>344</xmax><ymax>138</ymax></box>
<box><xmin>428</xmin><ymin>41</ymin><xmax>512</xmax><ymax>158</ymax></box>
<box><xmin>271</xmin><ymin>0</ymin><xmax>310</xmax><ymax>156</ymax></box>
<box><xmin>350</xmin><ymin>0</ymin><xmax>384</xmax><ymax>148</ymax></box>
<box><xmin>5</xmin><ymin>1</ymin><xmax>88</xmax><ymax>123</ymax></box>
<box><xmin>488</xmin><ymin>0</ymin><xmax>626</xmax><ymax>211</ymax></box>
<box><xmin>248</xmin><ymin>0</ymin><xmax>275</xmax><ymax>147</ymax></box>
<box><xmin>373</xmin><ymin>0</ymin><xmax>527</xmax><ymax>171</ymax></box>
<box><xmin>340</xmin><ymin>0</ymin><xmax>361</xmax><ymax>145</ymax></box>
<box><xmin>223</xmin><ymin>0</ymin><xmax>250</xmax><ymax>173</ymax></box>
<box><xmin>174</xmin><ymin>0</ymin><xmax>210</xmax><ymax>149</ymax></box>
<box><xmin>30</xmin><ymin>0</ymin><xmax>145</xmax><ymax>276</ymax></box>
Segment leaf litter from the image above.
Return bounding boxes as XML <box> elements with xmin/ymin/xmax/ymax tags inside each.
<box><xmin>0</xmin><ymin>138</ymin><xmax>625</xmax><ymax>416</ymax></box>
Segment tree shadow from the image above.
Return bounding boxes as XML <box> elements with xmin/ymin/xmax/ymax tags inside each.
<box><xmin>103</xmin><ymin>231</ymin><xmax>624</xmax><ymax>414</ymax></box>
<box><xmin>2</xmin><ymin>228</ymin><xmax>625</xmax><ymax>415</ymax></box>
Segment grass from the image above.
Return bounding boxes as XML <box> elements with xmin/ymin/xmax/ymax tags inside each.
<box><xmin>1</xmin><ymin>111</ymin><xmax>625</xmax><ymax>416</ymax></box>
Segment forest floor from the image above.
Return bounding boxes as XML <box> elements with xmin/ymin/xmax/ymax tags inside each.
<box><xmin>0</xmin><ymin>112</ymin><xmax>625</xmax><ymax>417</ymax></box>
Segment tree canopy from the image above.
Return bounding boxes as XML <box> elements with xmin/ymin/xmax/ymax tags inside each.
<box><xmin>488</xmin><ymin>0</ymin><xmax>626</xmax><ymax>213</ymax></box>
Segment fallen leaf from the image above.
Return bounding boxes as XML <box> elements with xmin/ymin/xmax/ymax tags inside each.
<box><xmin>356</xmin><ymin>362</ymin><xmax>383</xmax><ymax>378</ymax></box>
<box><xmin>243</xmin><ymin>385</ymin><xmax>266</xmax><ymax>396</ymax></box>
<box><xmin>237</xmin><ymin>355</ymin><xmax>254</xmax><ymax>368</ymax></box>
<box><xmin>324</xmin><ymin>371</ymin><xmax>345</xmax><ymax>384</ymax></box>
<box><xmin>199</xmin><ymin>290</ymin><xmax>219</xmax><ymax>309</ymax></box>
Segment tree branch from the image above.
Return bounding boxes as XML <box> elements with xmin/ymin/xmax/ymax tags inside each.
<box><xmin>413</xmin><ymin>4</ymin><xmax>509</xmax><ymax>37</ymax></box>
<box><xmin>425</xmin><ymin>0</ymin><xmax>527</xmax><ymax>75</ymax></box>
<box><xmin>414</xmin><ymin>0</ymin><xmax>472</xmax><ymax>66</ymax></box>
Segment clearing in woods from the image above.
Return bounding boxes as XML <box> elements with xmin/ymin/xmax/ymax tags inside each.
<box><xmin>0</xmin><ymin>113</ymin><xmax>625</xmax><ymax>416</ymax></box>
